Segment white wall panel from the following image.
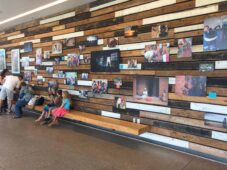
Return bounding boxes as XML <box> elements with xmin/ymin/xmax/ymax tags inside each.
<box><xmin>115</xmin><ymin>0</ymin><xmax>176</xmax><ymax>17</ymax></box>
<box><xmin>126</xmin><ymin>102</ymin><xmax>171</xmax><ymax>114</ymax></box>
<box><xmin>143</xmin><ymin>5</ymin><xmax>218</xmax><ymax>25</ymax></box>
<box><xmin>191</xmin><ymin>102</ymin><xmax>227</xmax><ymax>115</ymax></box>
<box><xmin>101</xmin><ymin>111</ymin><xmax>121</xmax><ymax>119</ymax></box>
<box><xmin>140</xmin><ymin>132</ymin><xmax>189</xmax><ymax>148</ymax></box>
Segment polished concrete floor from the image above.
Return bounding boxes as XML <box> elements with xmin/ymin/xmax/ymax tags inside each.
<box><xmin>0</xmin><ymin>114</ymin><xmax>226</xmax><ymax>170</ymax></box>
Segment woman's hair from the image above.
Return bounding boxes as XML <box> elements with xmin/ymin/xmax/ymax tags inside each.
<box><xmin>57</xmin><ymin>90</ymin><xmax>62</xmax><ymax>96</ymax></box>
<box><xmin>0</xmin><ymin>69</ymin><xmax>9</xmax><ymax>77</ymax></box>
<box><xmin>63</xmin><ymin>91</ymin><xmax>71</xmax><ymax>100</ymax></box>
<box><xmin>20</xmin><ymin>82</ymin><xmax>26</xmax><ymax>87</ymax></box>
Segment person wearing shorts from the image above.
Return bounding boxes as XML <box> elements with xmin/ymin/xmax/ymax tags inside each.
<box><xmin>0</xmin><ymin>74</ymin><xmax>23</xmax><ymax>114</ymax></box>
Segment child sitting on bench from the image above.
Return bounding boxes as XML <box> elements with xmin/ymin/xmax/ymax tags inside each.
<box><xmin>48</xmin><ymin>91</ymin><xmax>71</xmax><ymax>127</ymax></box>
<box><xmin>35</xmin><ymin>89</ymin><xmax>62</xmax><ymax>124</ymax></box>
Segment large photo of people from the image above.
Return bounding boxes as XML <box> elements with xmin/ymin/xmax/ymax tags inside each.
<box><xmin>92</xmin><ymin>79</ymin><xmax>108</xmax><ymax>94</ymax></box>
<box><xmin>67</xmin><ymin>53</ymin><xmax>80</xmax><ymax>67</ymax></box>
<box><xmin>144</xmin><ymin>43</ymin><xmax>170</xmax><ymax>63</ymax></box>
<box><xmin>203</xmin><ymin>15</ymin><xmax>227</xmax><ymax>51</ymax></box>
<box><xmin>177</xmin><ymin>38</ymin><xmax>192</xmax><ymax>58</ymax></box>
<box><xmin>133</xmin><ymin>76</ymin><xmax>169</xmax><ymax>106</ymax></box>
<box><xmin>91</xmin><ymin>50</ymin><xmax>120</xmax><ymax>72</ymax></box>
<box><xmin>65</xmin><ymin>72</ymin><xmax>77</xmax><ymax>86</ymax></box>
<box><xmin>175</xmin><ymin>76</ymin><xmax>207</xmax><ymax>97</ymax></box>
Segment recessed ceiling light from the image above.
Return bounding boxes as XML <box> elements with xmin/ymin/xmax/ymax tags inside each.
<box><xmin>0</xmin><ymin>0</ymin><xmax>68</xmax><ymax>25</ymax></box>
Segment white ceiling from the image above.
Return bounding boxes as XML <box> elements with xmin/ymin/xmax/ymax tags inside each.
<box><xmin>0</xmin><ymin>0</ymin><xmax>95</xmax><ymax>31</ymax></box>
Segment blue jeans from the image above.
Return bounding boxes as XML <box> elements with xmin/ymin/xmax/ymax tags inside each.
<box><xmin>14</xmin><ymin>99</ymin><xmax>28</xmax><ymax>117</ymax></box>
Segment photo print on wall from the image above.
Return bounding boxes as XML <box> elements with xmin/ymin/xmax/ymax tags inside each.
<box><xmin>21</xmin><ymin>56</ymin><xmax>30</xmax><ymax>67</ymax></box>
<box><xmin>83</xmin><ymin>54</ymin><xmax>91</xmax><ymax>64</ymax></box>
<box><xmin>36</xmin><ymin>48</ymin><xmax>42</xmax><ymax>65</ymax></box>
<box><xmin>78</xmin><ymin>90</ymin><xmax>89</xmax><ymax>99</ymax></box>
<box><xmin>52</xmin><ymin>42</ymin><xmax>62</xmax><ymax>54</ymax></box>
<box><xmin>24</xmin><ymin>71</ymin><xmax>32</xmax><ymax>82</ymax></box>
<box><xmin>65</xmin><ymin>72</ymin><xmax>77</xmax><ymax>86</ymax></box>
<box><xmin>175</xmin><ymin>76</ymin><xmax>207</xmax><ymax>97</ymax></box>
<box><xmin>81</xmin><ymin>73</ymin><xmax>89</xmax><ymax>80</ymax></box>
<box><xmin>43</xmin><ymin>51</ymin><xmax>51</xmax><ymax>59</ymax></box>
<box><xmin>203</xmin><ymin>15</ymin><xmax>227</xmax><ymax>51</ymax></box>
<box><xmin>107</xmin><ymin>37</ymin><xmax>118</xmax><ymax>48</ymax></box>
<box><xmin>67</xmin><ymin>53</ymin><xmax>80</xmax><ymax>67</ymax></box>
<box><xmin>144</xmin><ymin>43</ymin><xmax>170</xmax><ymax>63</ymax></box>
<box><xmin>133</xmin><ymin>76</ymin><xmax>169</xmax><ymax>106</ymax></box>
<box><xmin>115</xmin><ymin>96</ymin><xmax>126</xmax><ymax>109</ymax></box>
<box><xmin>11</xmin><ymin>49</ymin><xmax>20</xmax><ymax>74</ymax></box>
<box><xmin>91</xmin><ymin>49</ymin><xmax>120</xmax><ymax>72</ymax></box>
<box><xmin>37</xmin><ymin>76</ymin><xmax>44</xmax><ymax>85</ymax></box>
<box><xmin>24</xmin><ymin>42</ymin><xmax>33</xmax><ymax>53</ymax></box>
<box><xmin>177</xmin><ymin>38</ymin><xmax>192</xmax><ymax>58</ymax></box>
<box><xmin>46</xmin><ymin>67</ymin><xmax>54</xmax><ymax>75</ymax></box>
<box><xmin>114</xmin><ymin>77</ymin><xmax>122</xmax><ymax>89</ymax></box>
<box><xmin>48</xmin><ymin>80</ymin><xmax>58</xmax><ymax>89</ymax></box>
<box><xmin>92</xmin><ymin>79</ymin><xmax>108</xmax><ymax>94</ymax></box>
<box><xmin>151</xmin><ymin>25</ymin><xmax>168</xmax><ymax>38</ymax></box>
<box><xmin>124</xmin><ymin>26</ymin><xmax>138</xmax><ymax>37</ymax></box>
<box><xmin>63</xmin><ymin>38</ymin><xmax>76</xmax><ymax>47</ymax></box>
<box><xmin>87</xmin><ymin>35</ymin><xmax>98</xmax><ymax>46</ymax></box>
<box><xmin>199</xmin><ymin>63</ymin><xmax>214</xmax><ymax>72</ymax></box>
<box><xmin>0</xmin><ymin>49</ymin><xmax>6</xmax><ymax>71</ymax></box>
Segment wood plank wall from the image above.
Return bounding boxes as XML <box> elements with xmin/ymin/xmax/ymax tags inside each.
<box><xmin>0</xmin><ymin>0</ymin><xmax>227</xmax><ymax>160</ymax></box>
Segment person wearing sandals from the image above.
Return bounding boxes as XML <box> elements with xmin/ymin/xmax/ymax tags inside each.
<box><xmin>35</xmin><ymin>89</ymin><xmax>62</xmax><ymax>124</ymax></box>
<box><xmin>13</xmin><ymin>83</ymin><xmax>34</xmax><ymax>119</ymax></box>
<box><xmin>48</xmin><ymin>91</ymin><xmax>71</xmax><ymax>127</ymax></box>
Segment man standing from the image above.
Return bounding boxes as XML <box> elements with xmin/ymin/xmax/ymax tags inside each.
<box><xmin>0</xmin><ymin>74</ymin><xmax>23</xmax><ymax>114</ymax></box>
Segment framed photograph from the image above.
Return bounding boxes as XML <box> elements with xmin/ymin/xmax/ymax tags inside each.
<box><xmin>87</xmin><ymin>35</ymin><xmax>98</xmax><ymax>46</ymax></box>
<box><xmin>0</xmin><ymin>49</ymin><xmax>6</xmax><ymax>72</ymax></box>
<box><xmin>128</xmin><ymin>59</ymin><xmax>138</xmax><ymax>69</ymax></box>
<box><xmin>177</xmin><ymin>38</ymin><xmax>192</xmax><ymax>58</ymax></box>
<box><xmin>21</xmin><ymin>56</ymin><xmax>30</xmax><ymax>67</ymax></box>
<box><xmin>175</xmin><ymin>76</ymin><xmax>207</xmax><ymax>97</ymax></box>
<box><xmin>37</xmin><ymin>76</ymin><xmax>44</xmax><ymax>85</ymax></box>
<box><xmin>67</xmin><ymin>53</ymin><xmax>80</xmax><ymax>67</ymax></box>
<box><xmin>115</xmin><ymin>96</ymin><xmax>126</xmax><ymax>109</ymax></box>
<box><xmin>83</xmin><ymin>55</ymin><xmax>91</xmax><ymax>64</ymax></box>
<box><xmin>79</xmin><ymin>90</ymin><xmax>89</xmax><ymax>99</ymax></box>
<box><xmin>58</xmin><ymin>71</ymin><xmax>65</xmax><ymax>78</ymax></box>
<box><xmin>199</xmin><ymin>63</ymin><xmax>214</xmax><ymax>72</ymax></box>
<box><xmin>36</xmin><ymin>48</ymin><xmax>42</xmax><ymax>65</ymax></box>
<box><xmin>64</xmin><ymin>38</ymin><xmax>75</xmax><ymax>47</ymax></box>
<box><xmin>65</xmin><ymin>72</ymin><xmax>77</xmax><ymax>85</ymax></box>
<box><xmin>43</xmin><ymin>51</ymin><xmax>51</xmax><ymax>59</ymax></box>
<box><xmin>79</xmin><ymin>45</ymin><xmax>85</xmax><ymax>52</ymax></box>
<box><xmin>204</xmin><ymin>15</ymin><xmax>227</xmax><ymax>51</ymax></box>
<box><xmin>144</xmin><ymin>43</ymin><xmax>170</xmax><ymax>63</ymax></box>
<box><xmin>114</xmin><ymin>77</ymin><xmax>122</xmax><ymax>89</ymax></box>
<box><xmin>46</xmin><ymin>67</ymin><xmax>54</xmax><ymax>75</ymax></box>
<box><xmin>81</xmin><ymin>73</ymin><xmax>88</xmax><ymax>80</ymax></box>
<box><xmin>107</xmin><ymin>38</ymin><xmax>118</xmax><ymax>48</ymax></box>
<box><xmin>133</xmin><ymin>76</ymin><xmax>169</xmax><ymax>106</ymax></box>
<box><xmin>24</xmin><ymin>71</ymin><xmax>32</xmax><ymax>81</ymax></box>
<box><xmin>11</xmin><ymin>49</ymin><xmax>20</xmax><ymax>74</ymax></box>
<box><xmin>52</xmin><ymin>42</ymin><xmax>62</xmax><ymax>54</ymax></box>
<box><xmin>92</xmin><ymin>79</ymin><xmax>108</xmax><ymax>94</ymax></box>
<box><xmin>124</xmin><ymin>26</ymin><xmax>138</xmax><ymax>37</ymax></box>
<box><xmin>91</xmin><ymin>49</ymin><xmax>120</xmax><ymax>72</ymax></box>
<box><xmin>48</xmin><ymin>80</ymin><xmax>58</xmax><ymax>89</ymax></box>
<box><xmin>151</xmin><ymin>25</ymin><xmax>168</xmax><ymax>38</ymax></box>
<box><xmin>24</xmin><ymin>42</ymin><xmax>33</xmax><ymax>53</ymax></box>
<box><xmin>55</xmin><ymin>57</ymin><xmax>61</xmax><ymax>65</ymax></box>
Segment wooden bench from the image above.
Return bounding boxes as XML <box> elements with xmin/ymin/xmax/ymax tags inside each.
<box><xmin>25</xmin><ymin>105</ymin><xmax>149</xmax><ymax>135</ymax></box>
